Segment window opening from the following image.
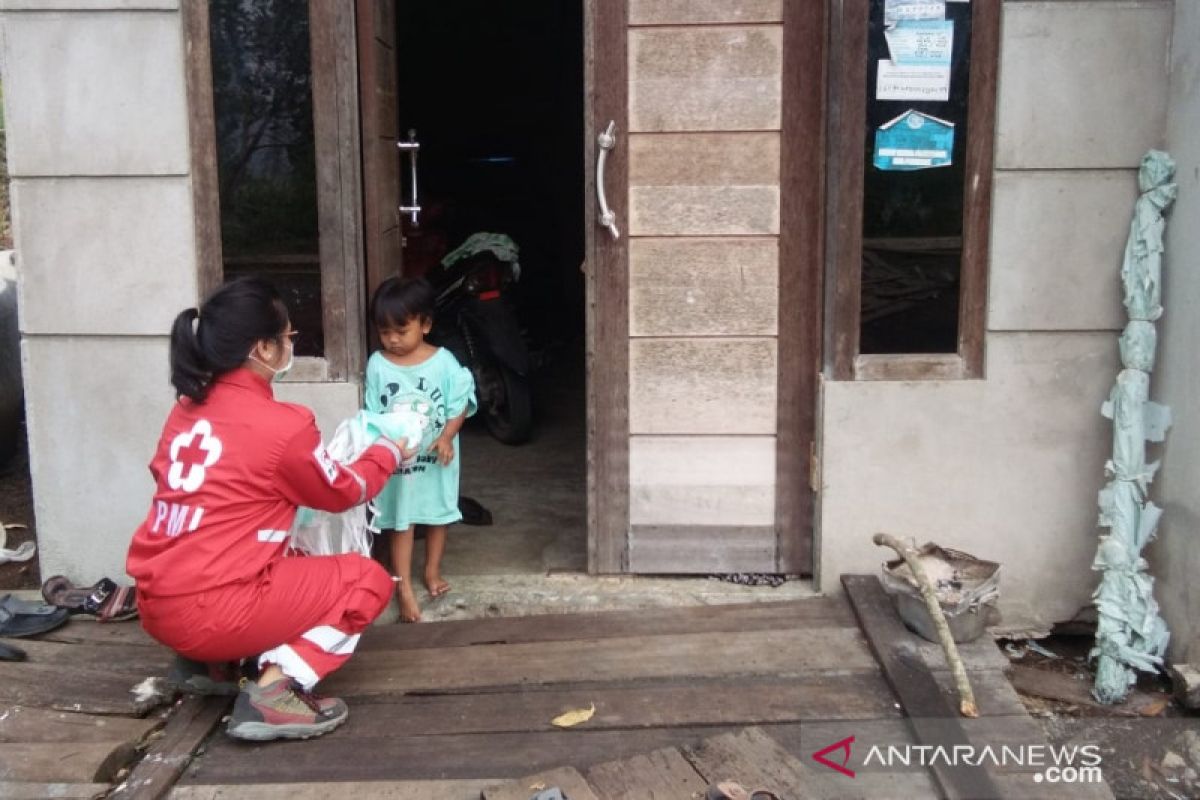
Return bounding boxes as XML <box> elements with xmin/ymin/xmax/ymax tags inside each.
<box><xmin>209</xmin><ymin>0</ymin><xmax>323</xmax><ymax>357</ymax></box>
<box><xmin>859</xmin><ymin>0</ymin><xmax>975</xmax><ymax>355</ymax></box>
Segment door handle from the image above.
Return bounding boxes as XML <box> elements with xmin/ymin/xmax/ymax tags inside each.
<box><xmin>398</xmin><ymin>128</ymin><xmax>421</xmax><ymax>225</ymax></box>
<box><xmin>595</xmin><ymin>121</ymin><xmax>619</xmax><ymax>240</ymax></box>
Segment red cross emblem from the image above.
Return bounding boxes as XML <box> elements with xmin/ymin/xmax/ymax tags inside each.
<box><xmin>167</xmin><ymin>420</ymin><xmax>223</xmax><ymax>492</ymax></box>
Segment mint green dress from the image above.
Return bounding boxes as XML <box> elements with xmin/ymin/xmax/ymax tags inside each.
<box><xmin>365</xmin><ymin>349</ymin><xmax>476</xmax><ymax>530</ymax></box>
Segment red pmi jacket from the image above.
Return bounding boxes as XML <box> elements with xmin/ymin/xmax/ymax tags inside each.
<box><xmin>127</xmin><ymin>368</ymin><xmax>400</xmax><ymax>597</ymax></box>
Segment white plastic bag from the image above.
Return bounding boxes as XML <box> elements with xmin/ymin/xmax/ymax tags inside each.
<box><xmin>288</xmin><ymin>405</ymin><xmax>434</xmax><ymax>556</ymax></box>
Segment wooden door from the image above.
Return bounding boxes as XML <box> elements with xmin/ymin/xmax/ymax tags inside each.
<box><xmin>609</xmin><ymin>0</ymin><xmax>824</xmax><ymax>576</ymax></box>
<box><xmin>357</xmin><ymin>0</ymin><xmax>402</xmax><ymax>296</ymax></box>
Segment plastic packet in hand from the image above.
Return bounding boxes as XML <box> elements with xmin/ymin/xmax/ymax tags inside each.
<box><xmin>288</xmin><ymin>407</ymin><xmax>431</xmax><ymax>556</ymax></box>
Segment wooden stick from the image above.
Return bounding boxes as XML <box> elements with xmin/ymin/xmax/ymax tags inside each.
<box><xmin>873</xmin><ymin>533</ymin><xmax>979</xmax><ymax>717</ymax></box>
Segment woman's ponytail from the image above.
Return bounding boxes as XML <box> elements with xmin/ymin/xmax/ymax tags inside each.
<box><xmin>167</xmin><ymin>277</ymin><xmax>288</xmax><ymax>404</ymax></box>
<box><xmin>170</xmin><ymin>307</ymin><xmax>211</xmax><ymax>402</ymax></box>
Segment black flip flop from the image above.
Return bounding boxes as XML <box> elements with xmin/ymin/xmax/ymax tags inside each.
<box><xmin>0</xmin><ymin>594</ymin><xmax>70</xmax><ymax>638</ymax></box>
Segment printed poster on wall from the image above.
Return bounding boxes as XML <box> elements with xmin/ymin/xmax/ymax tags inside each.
<box><xmin>873</xmin><ymin>109</ymin><xmax>955</xmax><ymax>170</ymax></box>
<box><xmin>876</xmin><ymin>19</ymin><xmax>954</xmax><ymax>101</ymax></box>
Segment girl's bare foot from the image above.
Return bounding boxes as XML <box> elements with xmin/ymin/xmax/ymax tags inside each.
<box><xmin>424</xmin><ymin>571</ymin><xmax>451</xmax><ymax>598</ymax></box>
<box><xmin>397</xmin><ymin>583</ymin><xmax>421</xmax><ymax>623</ymax></box>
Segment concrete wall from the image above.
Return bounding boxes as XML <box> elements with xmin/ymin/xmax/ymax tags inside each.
<box><xmin>0</xmin><ymin>4</ymin><xmax>362</xmax><ymax>581</ymax></box>
<box><xmin>1153</xmin><ymin>0</ymin><xmax>1200</xmax><ymax>665</ymax></box>
<box><xmin>816</xmin><ymin>0</ymin><xmax>1173</xmax><ymax>630</ymax></box>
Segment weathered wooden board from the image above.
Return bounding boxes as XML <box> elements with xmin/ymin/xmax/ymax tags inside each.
<box><xmin>0</xmin><ymin>662</ymin><xmax>150</xmax><ymax>716</ymax></box>
<box><xmin>628</xmin><ymin>525</ymin><xmax>777</xmax><ymax>574</ymax></box>
<box><xmin>685</xmin><ymin>727</ymin><xmax>939</xmax><ymax>800</ymax></box>
<box><xmin>628</xmin><ymin>132</ymin><xmax>780</xmax><ymax>235</ymax></box>
<box><xmin>37</xmin><ymin>621</ymin><xmax>158</xmax><ymax>648</ymax></box>
<box><xmin>327</xmin><ymin>674</ymin><xmax>900</xmax><ymax>734</ymax></box>
<box><xmin>323</xmin><ymin>627</ymin><xmax>878</xmax><ymax>696</ymax></box>
<box><xmin>630</xmin><ymin>185</ymin><xmax>780</xmax><ymax>236</ymax></box>
<box><xmin>630</xmin><ymin>237</ymin><xmax>779</xmax><ymax>338</ymax></box>
<box><xmin>482</xmin><ymin>767</ymin><xmax>600</xmax><ymax>800</ymax></box>
<box><xmin>357</xmin><ymin>598</ymin><xmax>857</xmax><ymax>651</ymax></box>
<box><xmin>111</xmin><ymin>696</ymin><xmax>232</xmax><ymax>800</ymax></box>
<box><xmin>184</xmin><ymin>727</ymin><xmax>742</xmax><ymax>784</ymax></box>
<box><xmin>629</xmin><ymin>27</ymin><xmax>782</xmax><ymax>131</ymax></box>
<box><xmin>630</xmin><ymin>338</ymin><xmax>778</xmax><ymax>435</ymax></box>
<box><xmin>629</xmin><ymin>0</ymin><xmax>783</xmax><ymax>26</ymax></box>
<box><xmin>630</xmin><ymin>436</ymin><xmax>776</xmax><ymax>527</ymax></box>
<box><xmin>0</xmin><ymin>705</ymin><xmax>162</xmax><ymax>744</ymax></box>
<box><xmin>585</xmin><ymin>747</ymin><xmax>707</xmax><ymax>798</ymax></box>
<box><xmin>843</xmin><ymin>575</ymin><xmax>1003</xmax><ymax>800</ymax></box>
<box><xmin>169</xmin><ymin>782</ymin><xmax>496</xmax><ymax>800</ymax></box>
<box><xmin>4</xmin><ymin>637</ymin><xmax>171</xmax><ymax>677</ymax></box>
<box><xmin>0</xmin><ymin>783</ymin><xmax>108</xmax><ymax>800</ymax></box>
<box><xmin>630</xmin><ymin>133</ymin><xmax>779</xmax><ymax>186</ymax></box>
<box><xmin>0</xmin><ymin>742</ymin><xmax>137</xmax><ymax>783</ymax></box>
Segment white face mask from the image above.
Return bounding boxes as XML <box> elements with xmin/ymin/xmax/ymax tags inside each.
<box><xmin>250</xmin><ymin>338</ymin><xmax>294</xmax><ymax>382</ymax></box>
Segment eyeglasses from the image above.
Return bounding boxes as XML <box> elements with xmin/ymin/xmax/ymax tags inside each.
<box><xmin>282</xmin><ymin>330</ymin><xmax>299</xmax><ymax>342</ymax></box>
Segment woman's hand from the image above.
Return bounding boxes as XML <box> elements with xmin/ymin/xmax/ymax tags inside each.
<box><xmin>430</xmin><ymin>436</ymin><xmax>455</xmax><ymax>466</ymax></box>
<box><xmin>396</xmin><ymin>441</ymin><xmax>419</xmax><ymax>465</ymax></box>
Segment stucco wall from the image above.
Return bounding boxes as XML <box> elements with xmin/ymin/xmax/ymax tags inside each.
<box><xmin>1152</xmin><ymin>0</ymin><xmax>1200</xmax><ymax>665</ymax></box>
<box><xmin>0</xmin><ymin>4</ymin><xmax>361</xmax><ymax>582</ymax></box>
<box><xmin>816</xmin><ymin>0</ymin><xmax>1174</xmax><ymax>630</ymax></box>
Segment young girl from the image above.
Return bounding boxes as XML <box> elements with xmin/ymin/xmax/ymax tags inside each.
<box><xmin>366</xmin><ymin>277</ymin><xmax>476</xmax><ymax>622</ymax></box>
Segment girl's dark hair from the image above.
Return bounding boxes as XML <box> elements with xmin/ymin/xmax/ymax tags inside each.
<box><xmin>371</xmin><ymin>276</ymin><xmax>436</xmax><ymax>329</ymax></box>
<box><xmin>169</xmin><ymin>276</ymin><xmax>289</xmax><ymax>403</ymax></box>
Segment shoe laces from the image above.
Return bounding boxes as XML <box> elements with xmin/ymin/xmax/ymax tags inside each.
<box><xmin>289</xmin><ymin>680</ymin><xmax>325</xmax><ymax>714</ymax></box>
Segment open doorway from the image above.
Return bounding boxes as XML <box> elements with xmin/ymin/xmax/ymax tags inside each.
<box><xmin>384</xmin><ymin>1</ymin><xmax>588</xmax><ymax>576</ymax></box>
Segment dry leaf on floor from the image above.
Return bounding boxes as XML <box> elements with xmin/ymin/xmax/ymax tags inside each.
<box><xmin>551</xmin><ymin>703</ymin><xmax>596</xmax><ymax>728</ymax></box>
<box><xmin>529</xmin><ymin>782</ymin><xmax>546</xmax><ymax>791</ymax></box>
<box><xmin>1138</xmin><ymin>698</ymin><xmax>1169</xmax><ymax>717</ymax></box>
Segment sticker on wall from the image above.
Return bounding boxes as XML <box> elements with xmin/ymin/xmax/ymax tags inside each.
<box><xmin>873</xmin><ymin>109</ymin><xmax>955</xmax><ymax>170</ymax></box>
<box><xmin>884</xmin><ymin>0</ymin><xmax>945</xmax><ymax>26</ymax></box>
<box><xmin>884</xmin><ymin>20</ymin><xmax>954</xmax><ymax>67</ymax></box>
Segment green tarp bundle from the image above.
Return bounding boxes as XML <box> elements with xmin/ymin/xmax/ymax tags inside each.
<box><xmin>1090</xmin><ymin>150</ymin><xmax>1176</xmax><ymax>704</ymax></box>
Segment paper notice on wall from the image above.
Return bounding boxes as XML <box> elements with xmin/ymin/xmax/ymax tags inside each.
<box><xmin>884</xmin><ymin>20</ymin><xmax>953</xmax><ymax>67</ymax></box>
<box><xmin>884</xmin><ymin>0</ymin><xmax>945</xmax><ymax>25</ymax></box>
<box><xmin>876</xmin><ymin>61</ymin><xmax>951</xmax><ymax>101</ymax></box>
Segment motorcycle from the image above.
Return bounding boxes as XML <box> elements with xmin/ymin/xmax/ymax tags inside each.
<box><xmin>426</xmin><ymin>243</ymin><xmax>533</xmax><ymax>445</ymax></box>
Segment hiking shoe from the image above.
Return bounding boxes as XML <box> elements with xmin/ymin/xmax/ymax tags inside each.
<box><xmin>225</xmin><ymin>678</ymin><xmax>348</xmax><ymax>741</ymax></box>
<box><xmin>167</xmin><ymin>655</ymin><xmax>240</xmax><ymax>696</ymax></box>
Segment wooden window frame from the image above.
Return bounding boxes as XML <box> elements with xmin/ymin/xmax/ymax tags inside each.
<box><xmin>182</xmin><ymin>0</ymin><xmax>365</xmax><ymax>382</ymax></box>
<box><xmin>828</xmin><ymin>0</ymin><xmax>1000</xmax><ymax>382</ymax></box>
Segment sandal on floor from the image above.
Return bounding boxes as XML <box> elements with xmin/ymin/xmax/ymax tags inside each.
<box><xmin>41</xmin><ymin>576</ymin><xmax>139</xmax><ymax>622</ymax></box>
<box><xmin>0</xmin><ymin>594</ymin><xmax>70</xmax><ymax>637</ymax></box>
<box><xmin>705</xmin><ymin>782</ymin><xmax>782</xmax><ymax>800</ymax></box>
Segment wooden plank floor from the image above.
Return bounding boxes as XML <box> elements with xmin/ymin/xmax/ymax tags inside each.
<box><xmin>0</xmin><ymin>618</ymin><xmax>175</xmax><ymax>799</ymax></box>
<box><xmin>178</xmin><ymin>598</ymin><xmax>939</xmax><ymax>797</ymax></box>
<box><xmin>2</xmin><ymin>593</ymin><xmax>1096</xmax><ymax>798</ymax></box>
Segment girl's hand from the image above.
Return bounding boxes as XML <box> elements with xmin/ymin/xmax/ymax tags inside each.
<box><xmin>430</xmin><ymin>437</ymin><xmax>455</xmax><ymax>466</ymax></box>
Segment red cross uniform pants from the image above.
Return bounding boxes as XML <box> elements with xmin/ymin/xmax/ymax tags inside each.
<box><xmin>139</xmin><ymin>553</ymin><xmax>392</xmax><ymax>689</ymax></box>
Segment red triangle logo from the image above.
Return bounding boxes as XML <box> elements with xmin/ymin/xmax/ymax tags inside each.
<box><xmin>812</xmin><ymin>735</ymin><xmax>856</xmax><ymax>777</ymax></box>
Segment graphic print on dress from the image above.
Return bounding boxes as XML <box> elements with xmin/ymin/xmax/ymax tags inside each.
<box><xmin>379</xmin><ymin>378</ymin><xmax>444</xmax><ymax>476</ymax></box>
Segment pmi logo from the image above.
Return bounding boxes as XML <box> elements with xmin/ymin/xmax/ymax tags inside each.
<box><xmin>812</xmin><ymin>735</ymin><xmax>856</xmax><ymax>778</ymax></box>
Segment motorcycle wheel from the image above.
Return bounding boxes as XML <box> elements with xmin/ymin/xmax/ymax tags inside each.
<box><xmin>476</xmin><ymin>359</ymin><xmax>533</xmax><ymax>445</ymax></box>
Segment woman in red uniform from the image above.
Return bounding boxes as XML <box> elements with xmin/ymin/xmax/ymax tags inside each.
<box><xmin>128</xmin><ymin>277</ymin><xmax>408</xmax><ymax>741</ymax></box>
